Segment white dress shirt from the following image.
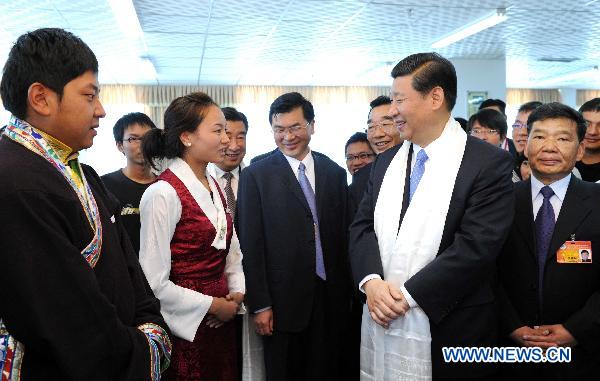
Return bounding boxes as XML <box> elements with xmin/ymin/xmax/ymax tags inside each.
<box><xmin>531</xmin><ymin>173</ymin><xmax>571</xmax><ymax>222</ymax></box>
<box><xmin>207</xmin><ymin>162</ymin><xmax>245</xmax><ymax>198</ymax></box>
<box><xmin>139</xmin><ymin>158</ymin><xmax>245</xmax><ymax>342</ymax></box>
<box><xmin>283</xmin><ymin>150</ymin><xmax>316</xmax><ymax>192</ymax></box>
<box><xmin>358</xmin><ymin>143</ymin><xmax>425</xmax><ymax>308</ymax></box>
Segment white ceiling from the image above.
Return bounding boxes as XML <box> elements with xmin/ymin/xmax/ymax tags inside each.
<box><xmin>0</xmin><ymin>0</ymin><xmax>599</xmax><ymax>88</ymax></box>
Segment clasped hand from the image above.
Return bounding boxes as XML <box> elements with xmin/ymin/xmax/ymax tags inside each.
<box><xmin>363</xmin><ymin>278</ymin><xmax>409</xmax><ymax>329</ymax></box>
<box><xmin>510</xmin><ymin>324</ymin><xmax>577</xmax><ymax>349</ymax></box>
<box><xmin>206</xmin><ymin>292</ymin><xmax>244</xmax><ymax>328</ymax></box>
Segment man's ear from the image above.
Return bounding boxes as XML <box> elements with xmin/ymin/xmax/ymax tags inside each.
<box><xmin>430</xmin><ymin>86</ymin><xmax>445</xmax><ymax>111</ymax></box>
<box><xmin>27</xmin><ymin>82</ymin><xmax>55</xmax><ymax>117</ymax></box>
<box><xmin>117</xmin><ymin>141</ymin><xmax>125</xmax><ymax>155</ymax></box>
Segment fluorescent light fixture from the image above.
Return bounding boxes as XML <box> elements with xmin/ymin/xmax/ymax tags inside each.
<box><xmin>536</xmin><ymin>66</ymin><xmax>600</xmax><ymax>86</ymax></box>
<box><xmin>140</xmin><ymin>57</ymin><xmax>158</xmax><ymax>79</ymax></box>
<box><xmin>432</xmin><ymin>8</ymin><xmax>507</xmax><ymax>49</ymax></box>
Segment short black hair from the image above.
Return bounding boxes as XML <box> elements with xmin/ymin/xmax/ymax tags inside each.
<box><xmin>269</xmin><ymin>92</ymin><xmax>314</xmax><ymax>124</ymax></box>
<box><xmin>518</xmin><ymin>101</ymin><xmax>543</xmax><ymax>114</ymax></box>
<box><xmin>527</xmin><ymin>102</ymin><xmax>587</xmax><ymax>142</ymax></box>
<box><xmin>1</xmin><ymin>28</ymin><xmax>98</xmax><ymax>120</ymax></box>
<box><xmin>468</xmin><ymin>108</ymin><xmax>508</xmax><ymax>137</ymax></box>
<box><xmin>479</xmin><ymin>99</ymin><xmax>506</xmax><ymax>116</ymax></box>
<box><xmin>344</xmin><ymin>132</ymin><xmax>372</xmax><ymax>153</ymax></box>
<box><xmin>222</xmin><ymin>106</ymin><xmax>249</xmax><ymax>131</ymax></box>
<box><xmin>579</xmin><ymin>98</ymin><xmax>600</xmax><ymax>113</ymax></box>
<box><xmin>113</xmin><ymin>112</ymin><xmax>157</xmax><ymax>143</ymax></box>
<box><xmin>581</xmin><ymin>249</ymin><xmax>590</xmax><ymax>255</ymax></box>
<box><xmin>391</xmin><ymin>52</ymin><xmax>457</xmax><ymax>111</ymax></box>
<box><xmin>368</xmin><ymin>95</ymin><xmax>392</xmax><ymax>121</ymax></box>
<box><xmin>370</xmin><ymin>95</ymin><xmax>391</xmax><ymax>109</ymax></box>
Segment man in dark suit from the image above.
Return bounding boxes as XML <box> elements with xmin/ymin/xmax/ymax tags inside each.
<box><xmin>237</xmin><ymin>92</ymin><xmax>350</xmax><ymax>380</ymax></box>
<box><xmin>350</xmin><ymin>53</ymin><xmax>514</xmax><ymax>379</ymax></box>
<box><xmin>498</xmin><ymin>102</ymin><xmax>600</xmax><ymax>380</ymax></box>
<box><xmin>250</xmin><ymin>148</ymin><xmax>277</xmax><ymax>164</ymax></box>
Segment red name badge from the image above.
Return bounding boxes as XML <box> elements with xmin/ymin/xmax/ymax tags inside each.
<box><xmin>557</xmin><ymin>241</ymin><xmax>592</xmax><ymax>264</ymax></box>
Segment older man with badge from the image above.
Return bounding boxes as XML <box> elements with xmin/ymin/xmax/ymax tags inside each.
<box><xmin>349</xmin><ymin>53</ymin><xmax>514</xmax><ymax>380</ymax></box>
<box><xmin>498</xmin><ymin>102</ymin><xmax>600</xmax><ymax>380</ymax></box>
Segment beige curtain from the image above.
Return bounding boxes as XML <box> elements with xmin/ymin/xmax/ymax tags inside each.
<box><xmin>100</xmin><ymin>85</ymin><xmax>388</xmax><ymax>128</ymax></box>
<box><xmin>506</xmin><ymin>88</ymin><xmax>561</xmax><ymax>105</ymax></box>
<box><xmin>577</xmin><ymin>90</ymin><xmax>600</xmax><ymax>107</ymax></box>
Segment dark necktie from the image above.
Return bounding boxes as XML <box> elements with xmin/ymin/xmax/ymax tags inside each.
<box><xmin>298</xmin><ymin>162</ymin><xmax>326</xmax><ymax>280</ymax></box>
<box><xmin>222</xmin><ymin>172</ymin><xmax>236</xmax><ymax>219</ymax></box>
<box><xmin>535</xmin><ymin>185</ymin><xmax>555</xmax><ymax>305</ymax></box>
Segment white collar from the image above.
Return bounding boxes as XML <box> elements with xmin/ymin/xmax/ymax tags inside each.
<box><xmin>169</xmin><ymin>158</ymin><xmax>229</xmax><ymax>249</ymax></box>
<box><xmin>283</xmin><ymin>149</ymin><xmax>313</xmax><ymax>170</ymax></box>
<box><xmin>530</xmin><ymin>173</ymin><xmax>571</xmax><ymax>203</ymax></box>
<box><xmin>211</xmin><ymin>163</ymin><xmax>243</xmax><ymax>180</ymax></box>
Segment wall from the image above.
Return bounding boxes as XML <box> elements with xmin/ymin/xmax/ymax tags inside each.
<box><xmin>450</xmin><ymin>59</ymin><xmax>507</xmax><ymax>119</ymax></box>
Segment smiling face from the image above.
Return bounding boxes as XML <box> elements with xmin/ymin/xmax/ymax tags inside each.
<box><xmin>345</xmin><ymin>141</ymin><xmax>375</xmax><ymax>174</ymax></box>
<box><xmin>526</xmin><ymin>117</ymin><xmax>584</xmax><ymax>184</ymax></box>
<box><xmin>181</xmin><ymin>105</ymin><xmax>230</xmax><ymax>166</ymax></box>
<box><xmin>388</xmin><ymin>74</ymin><xmax>447</xmax><ymax>147</ymax></box>
<box><xmin>367</xmin><ymin>103</ymin><xmax>402</xmax><ymax>154</ymax></box>
<box><xmin>272</xmin><ymin>106</ymin><xmax>313</xmax><ymax>160</ymax></box>
<box><xmin>218</xmin><ymin>119</ymin><xmax>247</xmax><ymax>171</ymax></box>
<box><xmin>48</xmin><ymin>70</ymin><xmax>105</xmax><ymax>151</ymax></box>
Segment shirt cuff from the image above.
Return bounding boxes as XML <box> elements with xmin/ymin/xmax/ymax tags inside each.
<box><xmin>401</xmin><ymin>286</ymin><xmax>418</xmax><ymax>308</ymax></box>
<box><xmin>359</xmin><ymin>274</ymin><xmax>382</xmax><ymax>293</ymax></box>
<box><xmin>254</xmin><ymin>306</ymin><xmax>271</xmax><ymax>314</ymax></box>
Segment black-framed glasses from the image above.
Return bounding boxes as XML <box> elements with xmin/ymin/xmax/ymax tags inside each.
<box><xmin>346</xmin><ymin>152</ymin><xmax>375</xmax><ymax>162</ymax></box>
<box><xmin>124</xmin><ymin>136</ymin><xmax>143</xmax><ymax>144</ymax></box>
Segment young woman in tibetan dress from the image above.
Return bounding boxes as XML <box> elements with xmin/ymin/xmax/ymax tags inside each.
<box><xmin>139</xmin><ymin>92</ymin><xmax>245</xmax><ymax>380</ymax></box>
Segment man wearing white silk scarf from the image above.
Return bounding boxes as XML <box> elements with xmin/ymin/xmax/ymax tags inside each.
<box><xmin>350</xmin><ymin>53</ymin><xmax>514</xmax><ymax>380</ymax></box>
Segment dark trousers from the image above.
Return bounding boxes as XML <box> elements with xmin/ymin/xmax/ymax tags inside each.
<box><xmin>262</xmin><ymin>278</ymin><xmax>341</xmax><ymax>381</ymax></box>
<box><xmin>235</xmin><ymin>314</ymin><xmax>243</xmax><ymax>381</ymax></box>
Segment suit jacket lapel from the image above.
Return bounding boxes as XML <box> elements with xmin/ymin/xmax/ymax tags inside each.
<box><xmin>514</xmin><ymin>179</ymin><xmax>536</xmax><ymax>257</ymax></box>
<box><xmin>546</xmin><ymin>177</ymin><xmax>592</xmax><ymax>263</ymax></box>
<box><xmin>272</xmin><ymin>150</ymin><xmax>311</xmax><ymax>214</ymax></box>
<box><xmin>313</xmin><ymin>152</ymin><xmax>328</xmax><ymax>222</ymax></box>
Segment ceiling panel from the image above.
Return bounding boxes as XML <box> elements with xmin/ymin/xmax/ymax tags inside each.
<box><xmin>0</xmin><ymin>0</ymin><xmax>598</xmax><ymax>88</ymax></box>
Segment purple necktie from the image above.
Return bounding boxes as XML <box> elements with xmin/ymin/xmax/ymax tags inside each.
<box><xmin>298</xmin><ymin>162</ymin><xmax>326</xmax><ymax>280</ymax></box>
<box><xmin>535</xmin><ymin>185</ymin><xmax>555</xmax><ymax>305</ymax></box>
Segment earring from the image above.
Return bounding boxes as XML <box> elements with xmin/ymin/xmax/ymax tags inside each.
<box><xmin>185</xmin><ymin>142</ymin><xmax>191</xmax><ymax>147</ymax></box>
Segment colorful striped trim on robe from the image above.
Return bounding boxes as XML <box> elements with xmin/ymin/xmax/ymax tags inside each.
<box><xmin>138</xmin><ymin>323</ymin><xmax>173</xmax><ymax>379</ymax></box>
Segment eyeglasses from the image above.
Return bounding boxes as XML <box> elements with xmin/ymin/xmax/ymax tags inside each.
<box><xmin>124</xmin><ymin>136</ymin><xmax>143</xmax><ymax>144</ymax></box>
<box><xmin>365</xmin><ymin>121</ymin><xmax>395</xmax><ymax>135</ymax></box>
<box><xmin>346</xmin><ymin>152</ymin><xmax>375</xmax><ymax>162</ymax></box>
<box><xmin>512</xmin><ymin>122</ymin><xmax>527</xmax><ymax>129</ymax></box>
<box><xmin>470</xmin><ymin>128</ymin><xmax>500</xmax><ymax>136</ymax></box>
<box><xmin>272</xmin><ymin>121</ymin><xmax>311</xmax><ymax>136</ymax></box>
